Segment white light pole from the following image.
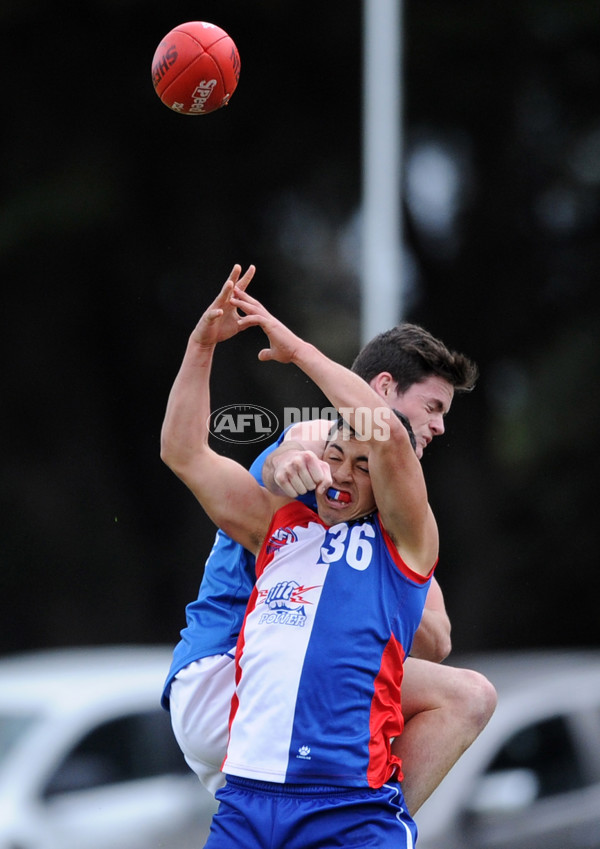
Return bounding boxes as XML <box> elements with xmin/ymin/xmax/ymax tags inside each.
<box><xmin>361</xmin><ymin>0</ymin><xmax>403</xmax><ymax>344</ymax></box>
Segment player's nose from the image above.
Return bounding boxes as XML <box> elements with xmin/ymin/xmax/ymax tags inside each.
<box><xmin>430</xmin><ymin>413</ymin><xmax>445</xmax><ymax>436</ymax></box>
<box><xmin>333</xmin><ymin>459</ymin><xmax>353</xmax><ymax>483</ymax></box>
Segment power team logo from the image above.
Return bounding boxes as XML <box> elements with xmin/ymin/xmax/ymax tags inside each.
<box><xmin>209</xmin><ymin>405</ymin><xmax>279</xmax><ymax>444</ymax></box>
<box><xmin>257</xmin><ymin>580</ymin><xmax>321</xmax><ymax>627</ymax></box>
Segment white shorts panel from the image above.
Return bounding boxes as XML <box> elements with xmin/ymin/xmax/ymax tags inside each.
<box><xmin>169</xmin><ymin>653</ymin><xmax>236</xmax><ymax>795</ymax></box>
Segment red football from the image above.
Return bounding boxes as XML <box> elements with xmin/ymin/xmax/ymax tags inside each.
<box><xmin>151</xmin><ymin>21</ymin><xmax>240</xmax><ymax>115</ymax></box>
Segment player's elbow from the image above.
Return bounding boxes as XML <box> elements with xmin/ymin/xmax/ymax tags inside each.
<box><xmin>433</xmin><ymin>615</ymin><xmax>453</xmax><ymax>662</ymax></box>
<box><xmin>410</xmin><ymin>614</ymin><xmax>452</xmax><ymax>663</ymax></box>
<box><xmin>430</xmin><ymin>631</ymin><xmax>452</xmax><ymax>663</ymax></box>
<box><xmin>417</xmin><ymin>633</ymin><xmax>452</xmax><ymax>664</ymax></box>
<box><xmin>159</xmin><ymin>432</ymin><xmax>180</xmax><ymax>471</ymax></box>
<box><xmin>159</xmin><ymin>432</ymin><xmax>205</xmax><ymax>480</ymax></box>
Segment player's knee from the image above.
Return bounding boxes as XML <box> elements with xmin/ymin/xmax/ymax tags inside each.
<box><xmin>456</xmin><ymin>668</ymin><xmax>497</xmax><ymax>736</ymax></box>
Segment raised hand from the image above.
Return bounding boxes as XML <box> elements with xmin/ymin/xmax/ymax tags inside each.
<box><xmin>191</xmin><ymin>264</ymin><xmax>255</xmax><ymax>347</ymax></box>
<box><xmin>231</xmin><ymin>287</ymin><xmax>302</xmax><ymax>364</ymax></box>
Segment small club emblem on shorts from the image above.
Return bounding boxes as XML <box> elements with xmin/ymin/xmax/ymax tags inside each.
<box><xmin>297</xmin><ymin>745</ymin><xmax>311</xmax><ymax>759</ymax></box>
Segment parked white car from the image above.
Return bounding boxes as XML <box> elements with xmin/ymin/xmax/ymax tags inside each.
<box><xmin>0</xmin><ymin>645</ymin><xmax>217</xmax><ymax>849</ymax></box>
<box><xmin>4</xmin><ymin>646</ymin><xmax>598</xmax><ymax>849</ymax></box>
<box><xmin>415</xmin><ymin>649</ymin><xmax>600</xmax><ymax>849</ymax></box>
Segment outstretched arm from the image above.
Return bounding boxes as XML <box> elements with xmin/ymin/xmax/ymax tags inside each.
<box><xmin>160</xmin><ymin>266</ymin><xmax>288</xmax><ymax>554</ymax></box>
<box><xmin>232</xmin><ymin>287</ymin><xmax>438</xmax><ymax>577</ymax></box>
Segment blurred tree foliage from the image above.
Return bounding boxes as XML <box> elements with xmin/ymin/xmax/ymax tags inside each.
<box><xmin>1</xmin><ymin>0</ymin><xmax>598</xmax><ymax>655</ymax></box>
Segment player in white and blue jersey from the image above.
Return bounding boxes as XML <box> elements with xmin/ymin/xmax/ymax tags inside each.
<box><xmin>161</xmin><ymin>267</ymin><xmax>441</xmax><ymax>847</ymax></box>
<box><xmin>163</xmin><ymin>268</ymin><xmax>496</xmax><ymax>815</ymax></box>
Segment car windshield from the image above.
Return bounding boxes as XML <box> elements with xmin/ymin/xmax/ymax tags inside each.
<box><xmin>0</xmin><ymin>713</ymin><xmax>38</xmax><ymax>763</ymax></box>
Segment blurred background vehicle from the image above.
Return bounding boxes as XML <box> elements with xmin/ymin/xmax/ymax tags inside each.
<box><xmin>416</xmin><ymin>649</ymin><xmax>600</xmax><ymax>849</ymax></box>
<box><xmin>3</xmin><ymin>646</ymin><xmax>599</xmax><ymax>849</ymax></box>
<box><xmin>0</xmin><ymin>645</ymin><xmax>217</xmax><ymax>849</ymax></box>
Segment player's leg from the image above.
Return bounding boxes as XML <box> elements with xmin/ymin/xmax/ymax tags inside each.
<box><xmin>169</xmin><ymin>653</ymin><xmax>236</xmax><ymax>795</ymax></box>
<box><xmin>395</xmin><ymin>657</ymin><xmax>497</xmax><ymax>814</ymax></box>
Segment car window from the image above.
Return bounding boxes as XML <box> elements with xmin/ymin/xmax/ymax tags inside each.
<box><xmin>44</xmin><ymin>708</ymin><xmax>188</xmax><ymax>797</ymax></box>
<box><xmin>0</xmin><ymin>713</ymin><xmax>38</xmax><ymax>763</ymax></box>
<box><xmin>485</xmin><ymin>715</ymin><xmax>587</xmax><ymax>798</ymax></box>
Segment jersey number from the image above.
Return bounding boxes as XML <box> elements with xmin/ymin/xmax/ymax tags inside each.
<box><xmin>318</xmin><ymin>523</ymin><xmax>375</xmax><ymax>571</ymax></box>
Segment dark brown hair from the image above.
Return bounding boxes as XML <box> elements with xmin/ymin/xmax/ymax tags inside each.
<box><xmin>351</xmin><ymin>323</ymin><xmax>478</xmax><ymax>393</ymax></box>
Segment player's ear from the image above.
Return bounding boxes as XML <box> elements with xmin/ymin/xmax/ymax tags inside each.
<box><xmin>370</xmin><ymin>372</ymin><xmax>397</xmax><ymax>399</ymax></box>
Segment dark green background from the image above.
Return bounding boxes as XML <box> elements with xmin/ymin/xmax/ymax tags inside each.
<box><xmin>2</xmin><ymin>0</ymin><xmax>598</xmax><ymax>655</ymax></box>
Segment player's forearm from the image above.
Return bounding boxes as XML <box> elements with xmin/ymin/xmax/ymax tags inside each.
<box><xmin>290</xmin><ymin>342</ymin><xmax>388</xmax><ymax>438</ymax></box>
<box><xmin>160</xmin><ymin>338</ymin><xmax>214</xmax><ymax>474</ymax></box>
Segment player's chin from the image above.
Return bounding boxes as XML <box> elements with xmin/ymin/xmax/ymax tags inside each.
<box><xmin>317</xmin><ymin>498</ymin><xmax>346</xmax><ymax>524</ymax></box>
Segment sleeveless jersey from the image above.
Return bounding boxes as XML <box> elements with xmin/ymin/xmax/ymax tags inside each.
<box><xmin>222</xmin><ymin>501</ymin><xmax>434</xmax><ymax>788</ymax></box>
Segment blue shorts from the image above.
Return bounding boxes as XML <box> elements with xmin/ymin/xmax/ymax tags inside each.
<box><xmin>204</xmin><ymin>775</ymin><xmax>418</xmax><ymax>849</ymax></box>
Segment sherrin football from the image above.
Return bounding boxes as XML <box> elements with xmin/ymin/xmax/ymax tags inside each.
<box><xmin>151</xmin><ymin>21</ymin><xmax>240</xmax><ymax>115</ymax></box>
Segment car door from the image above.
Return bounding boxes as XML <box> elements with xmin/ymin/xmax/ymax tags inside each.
<box><xmin>38</xmin><ymin>707</ymin><xmax>216</xmax><ymax>849</ymax></box>
<box><xmin>461</xmin><ymin>712</ymin><xmax>600</xmax><ymax>849</ymax></box>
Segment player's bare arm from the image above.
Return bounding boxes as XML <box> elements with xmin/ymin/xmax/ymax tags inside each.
<box><xmin>160</xmin><ymin>266</ymin><xmax>289</xmax><ymax>555</ymax></box>
<box><xmin>264</xmin><ymin>418</ymin><xmax>450</xmax><ymax>656</ymax></box>
<box><xmin>232</xmin><ymin>286</ymin><xmax>438</xmax><ymax>578</ymax></box>
<box><xmin>409</xmin><ymin>578</ymin><xmax>452</xmax><ymax>661</ymax></box>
